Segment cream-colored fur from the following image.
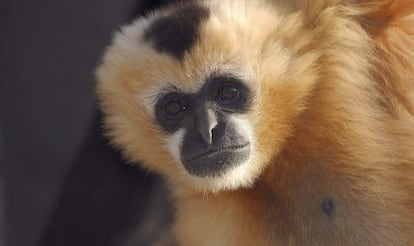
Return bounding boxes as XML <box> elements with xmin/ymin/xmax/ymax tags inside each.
<box><xmin>97</xmin><ymin>0</ymin><xmax>414</xmax><ymax>244</ymax></box>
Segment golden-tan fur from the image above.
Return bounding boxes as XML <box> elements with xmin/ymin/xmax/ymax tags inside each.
<box><xmin>96</xmin><ymin>0</ymin><xmax>414</xmax><ymax>244</ymax></box>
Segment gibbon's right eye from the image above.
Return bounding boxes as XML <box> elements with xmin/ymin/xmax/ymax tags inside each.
<box><xmin>155</xmin><ymin>93</ymin><xmax>189</xmax><ymax>133</ymax></box>
<box><xmin>165</xmin><ymin>100</ymin><xmax>187</xmax><ymax>116</ymax></box>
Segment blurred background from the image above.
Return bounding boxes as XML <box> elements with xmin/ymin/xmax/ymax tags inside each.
<box><xmin>1</xmin><ymin>0</ymin><xmax>178</xmax><ymax>245</ymax></box>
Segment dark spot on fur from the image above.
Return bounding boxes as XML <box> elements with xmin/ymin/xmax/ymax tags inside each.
<box><xmin>144</xmin><ymin>3</ymin><xmax>210</xmax><ymax>60</ymax></box>
<box><xmin>321</xmin><ymin>197</ymin><xmax>335</xmax><ymax>217</ymax></box>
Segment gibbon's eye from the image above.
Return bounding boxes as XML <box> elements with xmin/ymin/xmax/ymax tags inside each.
<box><xmin>155</xmin><ymin>92</ymin><xmax>190</xmax><ymax>133</ymax></box>
<box><xmin>217</xmin><ymin>85</ymin><xmax>239</xmax><ymax>102</ymax></box>
<box><xmin>209</xmin><ymin>75</ymin><xmax>251</xmax><ymax>113</ymax></box>
<box><xmin>165</xmin><ymin>100</ymin><xmax>187</xmax><ymax>115</ymax></box>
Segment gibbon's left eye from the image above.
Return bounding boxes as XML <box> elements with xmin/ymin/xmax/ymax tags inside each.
<box><xmin>209</xmin><ymin>75</ymin><xmax>251</xmax><ymax>112</ymax></box>
<box><xmin>214</xmin><ymin>84</ymin><xmax>241</xmax><ymax>104</ymax></box>
<box><xmin>217</xmin><ymin>85</ymin><xmax>239</xmax><ymax>102</ymax></box>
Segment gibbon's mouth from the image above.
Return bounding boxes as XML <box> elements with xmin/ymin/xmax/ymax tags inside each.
<box><xmin>187</xmin><ymin>143</ymin><xmax>250</xmax><ymax>162</ymax></box>
<box><xmin>182</xmin><ymin>143</ymin><xmax>251</xmax><ymax>178</ymax></box>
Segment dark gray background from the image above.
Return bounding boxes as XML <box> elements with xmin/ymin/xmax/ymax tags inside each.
<box><xmin>1</xmin><ymin>117</ymin><xmax>5</xmax><ymax>246</ymax></box>
<box><xmin>1</xmin><ymin>0</ymin><xmax>175</xmax><ymax>245</ymax></box>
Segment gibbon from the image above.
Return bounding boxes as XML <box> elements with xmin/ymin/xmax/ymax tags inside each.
<box><xmin>96</xmin><ymin>0</ymin><xmax>414</xmax><ymax>244</ymax></box>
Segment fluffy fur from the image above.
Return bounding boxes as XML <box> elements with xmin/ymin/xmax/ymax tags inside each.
<box><xmin>96</xmin><ymin>0</ymin><xmax>414</xmax><ymax>244</ymax></box>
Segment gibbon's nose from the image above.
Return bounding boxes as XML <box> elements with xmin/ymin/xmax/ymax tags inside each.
<box><xmin>195</xmin><ymin>107</ymin><xmax>218</xmax><ymax>145</ymax></box>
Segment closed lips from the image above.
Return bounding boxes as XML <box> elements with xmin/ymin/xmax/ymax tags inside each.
<box><xmin>186</xmin><ymin>142</ymin><xmax>250</xmax><ymax>162</ymax></box>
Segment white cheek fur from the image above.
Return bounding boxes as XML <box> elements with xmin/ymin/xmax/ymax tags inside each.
<box><xmin>165</xmin><ymin>128</ymin><xmax>186</xmax><ymax>165</ymax></box>
<box><xmin>229</xmin><ymin>114</ymin><xmax>254</xmax><ymax>143</ymax></box>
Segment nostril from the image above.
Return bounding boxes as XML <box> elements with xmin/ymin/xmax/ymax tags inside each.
<box><xmin>211</xmin><ymin>122</ymin><xmax>227</xmax><ymax>145</ymax></box>
<box><xmin>198</xmin><ymin>108</ymin><xmax>217</xmax><ymax>145</ymax></box>
<box><xmin>211</xmin><ymin>126</ymin><xmax>218</xmax><ymax>142</ymax></box>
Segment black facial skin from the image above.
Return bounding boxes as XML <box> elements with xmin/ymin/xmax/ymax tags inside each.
<box><xmin>155</xmin><ymin>74</ymin><xmax>252</xmax><ymax>177</ymax></box>
<box><xmin>143</xmin><ymin>3</ymin><xmax>210</xmax><ymax>60</ymax></box>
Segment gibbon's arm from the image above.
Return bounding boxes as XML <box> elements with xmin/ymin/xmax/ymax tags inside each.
<box><xmin>362</xmin><ymin>0</ymin><xmax>414</xmax><ymax>117</ymax></box>
<box><xmin>299</xmin><ymin>0</ymin><xmax>414</xmax><ymax>117</ymax></box>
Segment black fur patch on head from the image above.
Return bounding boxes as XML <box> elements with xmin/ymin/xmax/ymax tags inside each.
<box><xmin>144</xmin><ymin>3</ymin><xmax>210</xmax><ymax>60</ymax></box>
<box><xmin>321</xmin><ymin>197</ymin><xmax>335</xmax><ymax>217</ymax></box>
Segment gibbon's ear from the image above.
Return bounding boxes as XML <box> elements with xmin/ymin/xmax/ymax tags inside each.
<box><xmin>357</xmin><ymin>0</ymin><xmax>414</xmax><ymax>116</ymax></box>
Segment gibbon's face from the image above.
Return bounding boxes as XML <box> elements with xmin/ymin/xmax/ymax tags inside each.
<box><xmin>97</xmin><ymin>0</ymin><xmax>318</xmax><ymax>192</ymax></box>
